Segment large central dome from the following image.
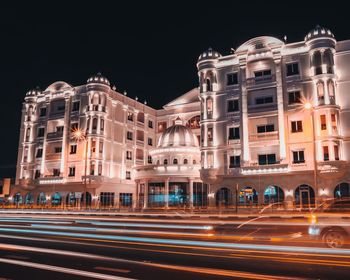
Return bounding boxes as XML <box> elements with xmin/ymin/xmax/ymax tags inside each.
<box><xmin>157</xmin><ymin>118</ymin><xmax>199</xmax><ymax>148</ymax></box>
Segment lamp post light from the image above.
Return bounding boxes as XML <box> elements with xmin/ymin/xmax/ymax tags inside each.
<box><xmin>72</xmin><ymin>128</ymin><xmax>89</xmax><ymax>210</ymax></box>
<box><xmin>304</xmin><ymin>102</ymin><xmax>318</xmax><ymax>208</ymax></box>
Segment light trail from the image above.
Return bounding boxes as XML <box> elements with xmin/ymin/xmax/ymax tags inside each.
<box><xmin>0</xmin><ymin>226</ymin><xmax>350</xmax><ymax>256</ymax></box>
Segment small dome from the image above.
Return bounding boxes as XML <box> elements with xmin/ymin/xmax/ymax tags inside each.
<box><xmin>198</xmin><ymin>47</ymin><xmax>221</xmax><ymax>62</ymax></box>
<box><xmin>305</xmin><ymin>25</ymin><xmax>335</xmax><ymax>41</ymax></box>
<box><xmin>157</xmin><ymin>121</ymin><xmax>199</xmax><ymax>148</ymax></box>
<box><xmin>25</xmin><ymin>88</ymin><xmax>42</xmax><ymax>97</ymax></box>
<box><xmin>87</xmin><ymin>73</ymin><xmax>110</xmax><ymax>86</ymax></box>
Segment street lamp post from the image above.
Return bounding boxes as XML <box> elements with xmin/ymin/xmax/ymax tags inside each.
<box><xmin>72</xmin><ymin>128</ymin><xmax>89</xmax><ymax>210</ymax></box>
<box><xmin>305</xmin><ymin>102</ymin><xmax>318</xmax><ymax>208</ymax></box>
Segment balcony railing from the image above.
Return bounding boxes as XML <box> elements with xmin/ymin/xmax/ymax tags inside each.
<box><xmin>45</xmin><ymin>153</ymin><xmax>61</xmax><ymax>160</ymax></box>
<box><xmin>47</xmin><ymin>131</ymin><xmax>63</xmax><ymax>139</ymax></box>
<box><xmin>240</xmin><ymin>162</ymin><xmax>289</xmax><ymax>175</ymax></box>
<box><xmin>246</xmin><ymin>74</ymin><xmax>276</xmax><ymax>87</ymax></box>
<box><xmin>249</xmin><ymin>131</ymin><xmax>278</xmax><ymax>142</ymax></box>
<box><xmin>86</xmin><ymin>105</ymin><xmax>106</xmax><ymax>113</ymax></box>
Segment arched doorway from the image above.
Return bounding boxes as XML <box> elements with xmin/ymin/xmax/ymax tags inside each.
<box><xmin>37</xmin><ymin>192</ymin><xmax>46</xmax><ymax>206</ymax></box>
<box><xmin>25</xmin><ymin>192</ymin><xmax>34</xmax><ymax>205</ymax></box>
<box><xmin>216</xmin><ymin>187</ymin><xmax>232</xmax><ymax>207</ymax></box>
<box><xmin>81</xmin><ymin>192</ymin><xmax>92</xmax><ymax>207</ymax></box>
<box><xmin>13</xmin><ymin>193</ymin><xmax>22</xmax><ymax>205</ymax></box>
<box><xmin>239</xmin><ymin>186</ymin><xmax>258</xmax><ymax>205</ymax></box>
<box><xmin>334</xmin><ymin>183</ymin><xmax>350</xmax><ymax>199</ymax></box>
<box><xmin>51</xmin><ymin>192</ymin><xmax>62</xmax><ymax>206</ymax></box>
<box><xmin>264</xmin><ymin>186</ymin><xmax>284</xmax><ymax>204</ymax></box>
<box><xmin>295</xmin><ymin>184</ymin><xmax>315</xmax><ymax>208</ymax></box>
<box><xmin>66</xmin><ymin>192</ymin><xmax>79</xmax><ymax>207</ymax></box>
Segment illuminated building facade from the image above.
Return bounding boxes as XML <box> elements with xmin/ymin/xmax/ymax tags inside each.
<box><xmin>198</xmin><ymin>26</ymin><xmax>350</xmax><ymax>208</ymax></box>
<box><xmin>13</xmin><ymin>26</ymin><xmax>350</xmax><ymax>209</ymax></box>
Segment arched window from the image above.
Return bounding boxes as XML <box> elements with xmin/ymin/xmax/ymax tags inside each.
<box><xmin>164</xmin><ymin>159</ymin><xmax>168</xmax><ymax>165</ymax></box>
<box><xmin>92</xmin><ymin>118</ymin><xmax>98</xmax><ymax>131</ymax></box>
<box><xmin>313</xmin><ymin>51</ymin><xmax>322</xmax><ymax>75</ymax></box>
<box><xmin>25</xmin><ymin>192</ymin><xmax>34</xmax><ymax>205</ymax></box>
<box><xmin>323</xmin><ymin>49</ymin><xmax>334</xmax><ymax>74</ymax></box>
<box><xmin>25</xmin><ymin>127</ymin><xmax>31</xmax><ymax>141</ymax></box>
<box><xmin>91</xmin><ymin>93</ymin><xmax>100</xmax><ymax>105</ymax></box>
<box><xmin>206</xmin><ymin>78</ymin><xmax>211</xmax><ymax>92</ymax></box>
<box><xmin>239</xmin><ymin>186</ymin><xmax>258</xmax><ymax>205</ymax></box>
<box><xmin>317</xmin><ymin>81</ymin><xmax>325</xmax><ymax>104</ymax></box>
<box><xmin>183</xmin><ymin>159</ymin><xmax>188</xmax><ymax>164</ymax></box>
<box><xmin>37</xmin><ymin>192</ymin><xmax>46</xmax><ymax>205</ymax></box>
<box><xmin>206</xmin><ymin>97</ymin><xmax>213</xmax><ymax>118</ymax></box>
<box><xmin>186</xmin><ymin>115</ymin><xmax>200</xmax><ymax>129</ymax></box>
<box><xmin>173</xmin><ymin>158</ymin><xmax>178</xmax><ymax>164</ymax></box>
<box><xmin>51</xmin><ymin>192</ymin><xmax>62</xmax><ymax>206</ymax></box>
<box><xmin>328</xmin><ymin>80</ymin><xmax>336</xmax><ymax>104</ymax></box>
<box><xmin>264</xmin><ymin>186</ymin><xmax>284</xmax><ymax>204</ymax></box>
<box><xmin>334</xmin><ymin>183</ymin><xmax>350</xmax><ymax>199</ymax></box>
<box><xmin>295</xmin><ymin>184</ymin><xmax>315</xmax><ymax>208</ymax></box>
<box><xmin>137</xmin><ymin>112</ymin><xmax>145</xmax><ymax>123</ymax></box>
<box><xmin>90</xmin><ymin>161</ymin><xmax>95</xmax><ymax>175</ymax></box>
<box><xmin>193</xmin><ymin>160</ymin><xmax>197</xmax><ymax>164</ymax></box>
<box><xmin>100</xmin><ymin>119</ymin><xmax>104</xmax><ymax>131</ymax></box>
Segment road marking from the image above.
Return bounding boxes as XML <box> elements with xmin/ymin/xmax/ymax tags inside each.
<box><xmin>0</xmin><ymin>258</ymin><xmax>134</xmax><ymax>280</ymax></box>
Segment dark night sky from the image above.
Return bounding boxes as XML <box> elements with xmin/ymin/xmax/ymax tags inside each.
<box><xmin>0</xmin><ymin>1</ymin><xmax>347</xmax><ymax>178</ymax></box>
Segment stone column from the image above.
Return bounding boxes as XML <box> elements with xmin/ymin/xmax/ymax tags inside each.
<box><xmin>240</xmin><ymin>65</ymin><xmax>249</xmax><ymax>163</ymax></box>
<box><xmin>189</xmin><ymin>179</ymin><xmax>194</xmax><ymax>209</ymax></box>
<box><xmin>133</xmin><ymin>180</ymin><xmax>138</xmax><ymax>209</ymax></box>
<box><xmin>165</xmin><ymin>178</ymin><xmax>170</xmax><ymax>209</ymax></box>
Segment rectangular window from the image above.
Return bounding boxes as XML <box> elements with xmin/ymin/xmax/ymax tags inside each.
<box><xmin>207</xmin><ymin>127</ymin><xmax>213</xmax><ymax>142</ymax></box>
<box><xmin>53</xmin><ymin>169</ymin><xmax>60</xmax><ymax>176</ymax></box>
<box><xmin>54</xmin><ymin>147</ymin><xmax>62</xmax><ymax>153</ymax></box>
<box><xmin>286</xmin><ymin>63</ymin><xmax>299</xmax><ymax>76</ymax></box>
<box><xmin>228</xmin><ymin>127</ymin><xmax>240</xmax><ymax>140</ymax></box>
<box><xmin>320</xmin><ymin>115</ymin><xmax>327</xmax><ymax>130</ymax></box>
<box><xmin>148</xmin><ymin>137</ymin><xmax>153</xmax><ymax>146</ymax></box>
<box><xmin>37</xmin><ymin>127</ymin><xmax>45</xmax><ymax>138</ymax></box>
<box><xmin>36</xmin><ymin>148</ymin><xmax>43</xmax><ymax>158</ymax></box>
<box><xmin>126</xmin><ymin>151</ymin><xmax>132</xmax><ymax>160</ymax></box>
<box><xmin>99</xmin><ymin>141</ymin><xmax>103</xmax><ymax>154</ymax></box>
<box><xmin>257</xmin><ymin>124</ymin><xmax>275</xmax><ymax>133</ymax></box>
<box><xmin>148</xmin><ymin>155</ymin><xmax>152</xmax><ymax>164</ymax></box>
<box><xmin>334</xmin><ymin>145</ymin><xmax>339</xmax><ymax>160</ymax></box>
<box><xmin>34</xmin><ymin>170</ymin><xmax>40</xmax><ymax>179</ymax></box>
<box><xmin>227</xmin><ymin>73</ymin><xmax>238</xmax><ymax>85</ymax></box>
<box><xmin>291</xmin><ymin>121</ymin><xmax>303</xmax><ymax>133</ymax></box>
<box><xmin>293</xmin><ymin>150</ymin><xmax>305</xmax><ymax>163</ymax></box>
<box><xmin>70</xmin><ymin>123</ymin><xmax>78</xmax><ymax>132</ymax></box>
<box><xmin>119</xmin><ymin>193</ymin><xmax>133</xmax><ymax>207</ymax></box>
<box><xmin>72</xmin><ymin>101</ymin><xmax>80</xmax><ymax>112</ymax></box>
<box><xmin>39</xmin><ymin>107</ymin><xmax>47</xmax><ymax>117</ymax></box>
<box><xmin>148</xmin><ymin>120</ymin><xmax>153</xmax><ymax>128</ymax></box>
<box><xmin>255</xmin><ymin>96</ymin><xmax>273</xmax><ymax>105</ymax></box>
<box><xmin>127</xmin><ymin>112</ymin><xmax>134</xmax><ymax>122</ymax></box>
<box><xmin>70</xmin><ymin>144</ymin><xmax>77</xmax><ymax>154</ymax></box>
<box><xmin>207</xmin><ymin>153</ymin><xmax>214</xmax><ymax>168</ymax></box>
<box><xmin>158</xmin><ymin>122</ymin><xmax>167</xmax><ymax>133</ymax></box>
<box><xmin>57</xmin><ymin>104</ymin><xmax>65</xmax><ymax>111</ymax></box>
<box><xmin>98</xmin><ymin>163</ymin><xmax>102</xmax><ymax>176</ymax></box>
<box><xmin>229</xmin><ymin>155</ymin><xmax>240</xmax><ymax>168</ymax></box>
<box><xmin>227</xmin><ymin>99</ymin><xmax>239</xmax><ymax>112</ymax></box>
<box><xmin>56</xmin><ymin>126</ymin><xmax>64</xmax><ymax>133</ymax></box>
<box><xmin>323</xmin><ymin>146</ymin><xmax>329</xmax><ymax>161</ymax></box>
<box><xmin>254</xmin><ymin>69</ymin><xmax>272</xmax><ymax>77</ymax></box>
<box><xmin>127</xmin><ymin>131</ymin><xmax>133</xmax><ymax>140</ymax></box>
<box><xmin>258</xmin><ymin>154</ymin><xmax>276</xmax><ymax>165</ymax></box>
<box><xmin>91</xmin><ymin>140</ymin><xmax>96</xmax><ymax>153</ymax></box>
<box><xmin>288</xmin><ymin>91</ymin><xmax>301</xmax><ymax>104</ymax></box>
<box><xmin>126</xmin><ymin>171</ymin><xmax>131</xmax><ymax>180</ymax></box>
<box><xmin>68</xmin><ymin>167</ymin><xmax>75</xmax><ymax>177</ymax></box>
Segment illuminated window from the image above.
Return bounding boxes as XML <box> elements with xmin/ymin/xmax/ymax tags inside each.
<box><xmin>286</xmin><ymin>63</ymin><xmax>299</xmax><ymax>76</ymax></box>
<box><xmin>206</xmin><ymin>97</ymin><xmax>213</xmax><ymax>118</ymax></box>
<box><xmin>291</xmin><ymin>121</ymin><xmax>303</xmax><ymax>133</ymax></box>
<box><xmin>288</xmin><ymin>91</ymin><xmax>301</xmax><ymax>104</ymax></box>
<box><xmin>207</xmin><ymin>127</ymin><xmax>213</xmax><ymax>142</ymax></box>
<box><xmin>320</xmin><ymin>115</ymin><xmax>327</xmax><ymax>130</ymax></box>
<box><xmin>323</xmin><ymin>146</ymin><xmax>329</xmax><ymax>161</ymax></box>
<box><xmin>227</xmin><ymin>73</ymin><xmax>238</xmax><ymax>85</ymax></box>
<box><xmin>186</xmin><ymin>115</ymin><xmax>200</xmax><ymax>129</ymax></box>
<box><xmin>317</xmin><ymin>82</ymin><xmax>325</xmax><ymax>104</ymax></box>
<box><xmin>227</xmin><ymin>99</ymin><xmax>239</xmax><ymax>112</ymax></box>
<box><xmin>158</xmin><ymin>121</ymin><xmax>167</xmax><ymax>133</ymax></box>
<box><xmin>292</xmin><ymin>150</ymin><xmax>305</xmax><ymax>163</ymax></box>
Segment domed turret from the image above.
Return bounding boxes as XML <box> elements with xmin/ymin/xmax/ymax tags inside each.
<box><xmin>87</xmin><ymin>73</ymin><xmax>110</xmax><ymax>86</ymax></box>
<box><xmin>157</xmin><ymin>118</ymin><xmax>199</xmax><ymax>148</ymax></box>
<box><xmin>25</xmin><ymin>88</ymin><xmax>42</xmax><ymax>99</ymax></box>
<box><xmin>305</xmin><ymin>25</ymin><xmax>335</xmax><ymax>41</ymax></box>
<box><xmin>198</xmin><ymin>47</ymin><xmax>221</xmax><ymax>62</ymax></box>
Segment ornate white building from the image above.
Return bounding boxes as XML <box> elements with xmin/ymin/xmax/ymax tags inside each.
<box><xmin>13</xmin><ymin>26</ymin><xmax>350</xmax><ymax>209</ymax></box>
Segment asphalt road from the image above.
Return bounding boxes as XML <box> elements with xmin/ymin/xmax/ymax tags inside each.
<box><xmin>0</xmin><ymin>214</ymin><xmax>348</xmax><ymax>279</ymax></box>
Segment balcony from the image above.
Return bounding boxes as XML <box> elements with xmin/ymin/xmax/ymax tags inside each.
<box><xmin>45</xmin><ymin>153</ymin><xmax>61</xmax><ymax>161</ymax></box>
<box><xmin>86</xmin><ymin>104</ymin><xmax>106</xmax><ymax>113</ymax></box>
<box><xmin>249</xmin><ymin>131</ymin><xmax>278</xmax><ymax>142</ymax></box>
<box><xmin>46</xmin><ymin>131</ymin><xmax>63</xmax><ymax>140</ymax></box>
<box><xmin>240</xmin><ymin>162</ymin><xmax>289</xmax><ymax>175</ymax></box>
<box><xmin>317</xmin><ymin>160</ymin><xmax>348</xmax><ymax>178</ymax></box>
<box><xmin>36</xmin><ymin>176</ymin><xmax>64</xmax><ymax>185</ymax></box>
<box><xmin>246</xmin><ymin>74</ymin><xmax>276</xmax><ymax>88</ymax></box>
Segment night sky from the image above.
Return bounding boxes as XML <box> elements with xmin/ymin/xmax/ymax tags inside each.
<box><xmin>0</xmin><ymin>1</ymin><xmax>347</xmax><ymax>178</ymax></box>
